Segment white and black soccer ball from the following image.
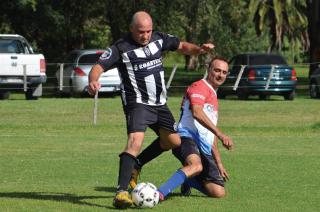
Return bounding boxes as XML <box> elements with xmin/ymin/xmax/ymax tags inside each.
<box><xmin>131</xmin><ymin>182</ymin><xmax>160</xmax><ymax>208</ymax></box>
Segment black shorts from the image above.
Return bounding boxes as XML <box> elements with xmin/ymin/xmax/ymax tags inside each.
<box><xmin>172</xmin><ymin>137</ymin><xmax>225</xmax><ymax>187</ymax></box>
<box><xmin>124</xmin><ymin>103</ymin><xmax>177</xmax><ymax>134</ymax></box>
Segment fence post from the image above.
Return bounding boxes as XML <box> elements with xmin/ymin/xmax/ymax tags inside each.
<box><xmin>233</xmin><ymin>65</ymin><xmax>246</xmax><ymax>91</ymax></box>
<box><xmin>265</xmin><ymin>65</ymin><xmax>275</xmax><ymax>90</ymax></box>
<box><xmin>93</xmin><ymin>90</ymin><xmax>98</xmax><ymax>126</ymax></box>
<box><xmin>59</xmin><ymin>63</ymin><xmax>64</xmax><ymax>91</ymax></box>
<box><xmin>166</xmin><ymin>64</ymin><xmax>178</xmax><ymax>89</ymax></box>
<box><xmin>23</xmin><ymin>64</ymin><xmax>27</xmax><ymax>92</ymax></box>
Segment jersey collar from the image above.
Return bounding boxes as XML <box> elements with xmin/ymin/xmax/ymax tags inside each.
<box><xmin>202</xmin><ymin>79</ymin><xmax>217</xmax><ymax>96</ymax></box>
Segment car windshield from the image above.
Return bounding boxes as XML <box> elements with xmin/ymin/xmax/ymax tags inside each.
<box><xmin>249</xmin><ymin>55</ymin><xmax>287</xmax><ymax>65</ymax></box>
<box><xmin>78</xmin><ymin>53</ymin><xmax>102</xmax><ymax>65</ymax></box>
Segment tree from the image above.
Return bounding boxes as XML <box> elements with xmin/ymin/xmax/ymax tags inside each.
<box><xmin>165</xmin><ymin>0</ymin><xmax>269</xmax><ymax>69</ymax></box>
<box><xmin>249</xmin><ymin>0</ymin><xmax>309</xmax><ymax>53</ymax></box>
<box><xmin>0</xmin><ymin>0</ymin><xmax>274</xmax><ymax>65</ymax></box>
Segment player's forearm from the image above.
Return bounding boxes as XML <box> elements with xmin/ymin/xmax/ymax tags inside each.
<box><xmin>191</xmin><ymin>105</ymin><xmax>223</xmax><ymax>138</ymax></box>
<box><xmin>88</xmin><ymin>64</ymin><xmax>104</xmax><ymax>95</ymax></box>
<box><xmin>177</xmin><ymin>41</ymin><xmax>202</xmax><ymax>56</ymax></box>
<box><xmin>89</xmin><ymin>64</ymin><xmax>104</xmax><ymax>82</ymax></box>
<box><xmin>177</xmin><ymin>42</ymin><xmax>214</xmax><ymax>56</ymax></box>
<box><xmin>212</xmin><ymin>140</ymin><xmax>223</xmax><ymax>166</ymax></box>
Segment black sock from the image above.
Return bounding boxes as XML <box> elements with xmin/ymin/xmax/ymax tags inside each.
<box><xmin>136</xmin><ymin>137</ymin><xmax>166</xmax><ymax>169</ymax></box>
<box><xmin>117</xmin><ymin>152</ymin><xmax>137</xmax><ymax>192</ymax></box>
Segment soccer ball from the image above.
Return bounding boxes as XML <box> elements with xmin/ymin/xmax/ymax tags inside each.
<box><xmin>131</xmin><ymin>182</ymin><xmax>160</xmax><ymax>208</ymax></box>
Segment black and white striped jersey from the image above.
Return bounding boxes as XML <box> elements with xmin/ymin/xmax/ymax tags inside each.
<box><xmin>97</xmin><ymin>31</ymin><xmax>180</xmax><ymax>106</ymax></box>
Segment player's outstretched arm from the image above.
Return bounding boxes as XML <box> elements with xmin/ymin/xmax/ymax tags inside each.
<box><xmin>177</xmin><ymin>41</ymin><xmax>214</xmax><ymax>56</ymax></box>
<box><xmin>88</xmin><ymin>64</ymin><xmax>104</xmax><ymax>95</ymax></box>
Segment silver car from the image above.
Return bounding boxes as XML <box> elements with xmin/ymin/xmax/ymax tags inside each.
<box><xmin>56</xmin><ymin>49</ymin><xmax>121</xmax><ymax>96</ymax></box>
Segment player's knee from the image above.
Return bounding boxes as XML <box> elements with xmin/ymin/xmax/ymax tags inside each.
<box><xmin>183</xmin><ymin>162</ymin><xmax>202</xmax><ymax>177</ymax></box>
<box><xmin>191</xmin><ymin>162</ymin><xmax>203</xmax><ymax>175</ymax></box>
<box><xmin>159</xmin><ymin>141</ymin><xmax>170</xmax><ymax>150</ymax></box>
<box><xmin>128</xmin><ymin>139</ymin><xmax>142</xmax><ymax>150</ymax></box>
<box><xmin>126</xmin><ymin>133</ymin><xmax>144</xmax><ymax>155</ymax></box>
<box><xmin>214</xmin><ymin>190</ymin><xmax>226</xmax><ymax>198</ymax></box>
<box><xmin>207</xmin><ymin>187</ymin><xmax>225</xmax><ymax>198</ymax></box>
<box><xmin>159</xmin><ymin>130</ymin><xmax>181</xmax><ymax>150</ymax></box>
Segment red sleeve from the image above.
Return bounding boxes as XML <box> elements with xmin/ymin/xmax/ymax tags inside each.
<box><xmin>186</xmin><ymin>81</ymin><xmax>209</xmax><ymax>107</ymax></box>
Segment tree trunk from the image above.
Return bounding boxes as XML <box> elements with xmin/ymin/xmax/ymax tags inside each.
<box><xmin>184</xmin><ymin>0</ymin><xmax>200</xmax><ymax>70</ymax></box>
<box><xmin>186</xmin><ymin>55</ymin><xmax>198</xmax><ymax>70</ymax></box>
<box><xmin>308</xmin><ymin>0</ymin><xmax>320</xmax><ymax>77</ymax></box>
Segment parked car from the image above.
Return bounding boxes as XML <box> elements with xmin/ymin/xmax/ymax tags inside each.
<box><xmin>0</xmin><ymin>34</ymin><xmax>46</xmax><ymax>100</ymax></box>
<box><xmin>218</xmin><ymin>53</ymin><xmax>297</xmax><ymax>100</ymax></box>
<box><xmin>309</xmin><ymin>63</ymin><xmax>320</xmax><ymax>98</ymax></box>
<box><xmin>55</xmin><ymin>49</ymin><xmax>121</xmax><ymax>97</ymax></box>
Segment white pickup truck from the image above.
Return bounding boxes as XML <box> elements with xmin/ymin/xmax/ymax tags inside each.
<box><xmin>0</xmin><ymin>34</ymin><xmax>46</xmax><ymax>100</ymax></box>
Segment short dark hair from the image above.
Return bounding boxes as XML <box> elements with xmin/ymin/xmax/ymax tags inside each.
<box><xmin>208</xmin><ymin>56</ymin><xmax>228</xmax><ymax>70</ymax></box>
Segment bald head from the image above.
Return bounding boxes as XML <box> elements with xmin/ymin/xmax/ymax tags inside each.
<box><xmin>130</xmin><ymin>11</ymin><xmax>153</xmax><ymax>46</ymax></box>
<box><xmin>131</xmin><ymin>11</ymin><xmax>153</xmax><ymax>27</ymax></box>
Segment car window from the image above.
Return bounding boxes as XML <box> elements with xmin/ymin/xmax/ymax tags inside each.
<box><xmin>0</xmin><ymin>39</ymin><xmax>24</xmax><ymax>53</ymax></box>
<box><xmin>229</xmin><ymin>55</ymin><xmax>244</xmax><ymax>75</ymax></box>
<box><xmin>249</xmin><ymin>55</ymin><xmax>287</xmax><ymax>65</ymax></box>
<box><xmin>78</xmin><ymin>53</ymin><xmax>102</xmax><ymax>65</ymax></box>
<box><xmin>21</xmin><ymin>41</ymin><xmax>33</xmax><ymax>54</ymax></box>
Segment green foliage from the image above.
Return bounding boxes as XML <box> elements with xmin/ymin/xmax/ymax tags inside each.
<box><xmin>198</xmin><ymin>0</ymin><xmax>270</xmax><ymax>59</ymax></box>
<box><xmin>84</xmin><ymin>20</ymin><xmax>112</xmax><ymax>49</ymax></box>
<box><xmin>249</xmin><ymin>0</ymin><xmax>309</xmax><ymax>56</ymax></box>
<box><xmin>0</xmin><ymin>0</ymin><xmax>310</xmax><ymax>64</ymax></box>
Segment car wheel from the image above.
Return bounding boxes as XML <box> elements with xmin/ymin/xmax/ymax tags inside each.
<box><xmin>237</xmin><ymin>90</ymin><xmax>248</xmax><ymax>100</ymax></box>
<box><xmin>283</xmin><ymin>90</ymin><xmax>295</xmax><ymax>101</ymax></box>
<box><xmin>25</xmin><ymin>89</ymin><xmax>38</xmax><ymax>100</ymax></box>
<box><xmin>309</xmin><ymin>81</ymin><xmax>320</xmax><ymax>98</ymax></box>
<box><xmin>69</xmin><ymin>80</ymin><xmax>78</xmax><ymax>97</ymax></box>
<box><xmin>0</xmin><ymin>91</ymin><xmax>10</xmax><ymax>100</ymax></box>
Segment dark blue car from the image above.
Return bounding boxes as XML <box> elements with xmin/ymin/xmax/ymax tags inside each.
<box><xmin>218</xmin><ymin>53</ymin><xmax>297</xmax><ymax>100</ymax></box>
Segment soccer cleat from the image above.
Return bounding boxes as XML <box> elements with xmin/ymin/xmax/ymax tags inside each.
<box><xmin>129</xmin><ymin>168</ymin><xmax>141</xmax><ymax>189</ymax></box>
<box><xmin>113</xmin><ymin>191</ymin><xmax>133</xmax><ymax>209</ymax></box>
<box><xmin>181</xmin><ymin>182</ymin><xmax>191</xmax><ymax>196</ymax></box>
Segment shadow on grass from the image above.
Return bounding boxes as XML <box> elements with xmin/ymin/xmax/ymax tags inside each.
<box><xmin>166</xmin><ymin>192</ymin><xmax>206</xmax><ymax>199</ymax></box>
<box><xmin>312</xmin><ymin>122</ymin><xmax>320</xmax><ymax>129</ymax></box>
<box><xmin>0</xmin><ymin>191</ymin><xmax>117</xmax><ymax>209</ymax></box>
<box><xmin>94</xmin><ymin>186</ymin><xmax>117</xmax><ymax>193</ymax></box>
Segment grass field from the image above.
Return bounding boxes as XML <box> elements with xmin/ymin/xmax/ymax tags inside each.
<box><xmin>0</xmin><ymin>94</ymin><xmax>319</xmax><ymax>211</ymax></box>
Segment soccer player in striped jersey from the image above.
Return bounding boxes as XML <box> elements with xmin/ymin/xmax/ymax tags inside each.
<box><xmin>88</xmin><ymin>11</ymin><xmax>214</xmax><ymax>209</ymax></box>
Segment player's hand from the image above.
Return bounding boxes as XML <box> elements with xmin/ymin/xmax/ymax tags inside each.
<box><xmin>199</xmin><ymin>43</ymin><xmax>215</xmax><ymax>54</ymax></box>
<box><xmin>218</xmin><ymin>133</ymin><xmax>234</xmax><ymax>150</ymax></box>
<box><xmin>88</xmin><ymin>81</ymin><xmax>101</xmax><ymax>96</ymax></box>
<box><xmin>217</xmin><ymin>164</ymin><xmax>229</xmax><ymax>181</ymax></box>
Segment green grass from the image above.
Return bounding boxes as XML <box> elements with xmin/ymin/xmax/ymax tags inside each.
<box><xmin>0</xmin><ymin>95</ymin><xmax>319</xmax><ymax>211</ymax></box>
